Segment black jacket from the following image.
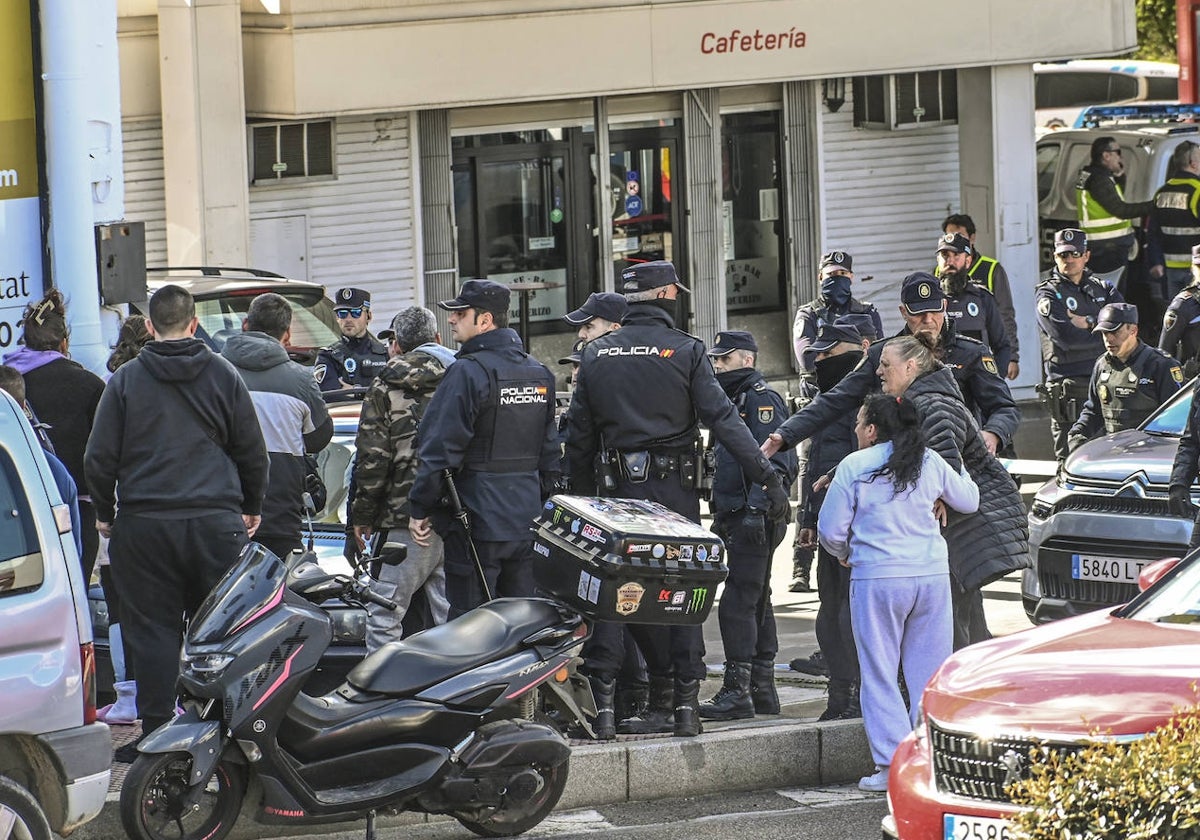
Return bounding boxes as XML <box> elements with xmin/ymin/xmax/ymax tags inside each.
<box><xmin>21</xmin><ymin>357</ymin><xmax>105</xmax><ymax>492</ymax></box>
<box><xmin>85</xmin><ymin>338</ymin><xmax>269</xmax><ymax>522</ymax></box>
<box><xmin>710</xmin><ymin>367</ymin><xmax>798</xmax><ymax>515</ymax></box>
<box><xmin>904</xmin><ymin>366</ymin><xmax>1029</xmax><ymax>592</ymax></box>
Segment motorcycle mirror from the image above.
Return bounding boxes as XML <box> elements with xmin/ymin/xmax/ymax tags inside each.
<box><xmin>379</xmin><ymin>541</ymin><xmax>409</xmax><ymax>567</ymax></box>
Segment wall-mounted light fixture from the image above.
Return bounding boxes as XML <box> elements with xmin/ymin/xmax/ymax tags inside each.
<box><xmin>822</xmin><ymin>77</ymin><xmax>847</xmax><ymax>113</ymax></box>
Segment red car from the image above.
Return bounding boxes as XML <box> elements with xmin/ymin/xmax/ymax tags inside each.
<box><xmin>884</xmin><ymin>554</ymin><xmax>1200</xmax><ymax>839</ymax></box>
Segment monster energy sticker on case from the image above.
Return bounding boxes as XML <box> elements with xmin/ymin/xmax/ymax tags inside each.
<box><xmin>616</xmin><ymin>581</ymin><xmax>646</xmax><ymax>615</ymax></box>
<box><xmin>686</xmin><ymin>587</ymin><xmax>709</xmax><ymax>614</ymax></box>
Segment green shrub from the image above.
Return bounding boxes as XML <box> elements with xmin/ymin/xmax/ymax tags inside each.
<box><xmin>1007</xmin><ymin>708</ymin><xmax>1200</xmax><ymax>839</ymax></box>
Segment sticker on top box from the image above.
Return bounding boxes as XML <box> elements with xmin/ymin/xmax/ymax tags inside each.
<box><xmin>615</xmin><ymin>581</ymin><xmax>646</xmax><ymax>615</ymax></box>
<box><xmin>547</xmin><ymin>496</ymin><xmax>716</xmax><ymax>540</ymax></box>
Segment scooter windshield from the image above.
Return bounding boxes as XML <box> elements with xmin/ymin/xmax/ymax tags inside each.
<box><xmin>190</xmin><ymin>542</ymin><xmax>288</xmax><ymax>644</ymax></box>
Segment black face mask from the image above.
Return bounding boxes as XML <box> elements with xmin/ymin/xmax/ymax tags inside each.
<box><xmin>820</xmin><ymin>274</ymin><xmax>853</xmax><ymax>309</ymax></box>
<box><xmin>814</xmin><ymin>349</ymin><xmax>863</xmax><ymax>393</ymax></box>
<box><xmin>941</xmin><ymin>268</ymin><xmax>969</xmax><ymax>297</ymax></box>
<box><xmin>714</xmin><ymin>366</ymin><xmax>756</xmax><ymax>397</ymax></box>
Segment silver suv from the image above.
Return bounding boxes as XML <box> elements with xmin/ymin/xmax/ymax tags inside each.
<box><xmin>1036</xmin><ymin>112</ymin><xmax>1200</xmax><ymax>269</ymax></box>
<box><xmin>0</xmin><ymin>391</ymin><xmax>110</xmax><ymax>835</ymax></box>
<box><xmin>1024</xmin><ymin>379</ymin><xmax>1196</xmax><ymax>623</ymax></box>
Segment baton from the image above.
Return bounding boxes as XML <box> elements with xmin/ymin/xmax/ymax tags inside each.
<box><xmin>443</xmin><ymin>469</ymin><xmax>494</xmax><ymax>602</ymax></box>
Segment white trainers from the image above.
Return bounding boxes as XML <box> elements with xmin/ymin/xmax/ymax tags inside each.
<box><xmin>858</xmin><ymin>766</ymin><xmax>889</xmax><ymax>792</ymax></box>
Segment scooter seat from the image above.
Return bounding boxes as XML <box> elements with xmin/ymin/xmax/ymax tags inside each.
<box><xmin>347</xmin><ymin>597</ymin><xmax>568</xmax><ymax>697</ymax></box>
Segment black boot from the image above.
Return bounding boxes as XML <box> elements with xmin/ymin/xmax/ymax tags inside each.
<box><xmin>615</xmin><ymin>683</ymin><xmax>648</xmax><ymax>724</ymax></box>
<box><xmin>819</xmin><ymin>678</ymin><xmax>851</xmax><ymax>721</ymax></box>
<box><xmin>617</xmin><ymin>676</ymin><xmax>674</xmax><ymax>734</ymax></box>
<box><xmin>837</xmin><ymin>680</ymin><xmax>862</xmax><ymax>720</ymax></box>
<box><xmin>789</xmin><ymin>545</ymin><xmax>812</xmax><ymax>592</ymax></box>
<box><xmin>750</xmin><ymin>658</ymin><xmax>780</xmax><ymax>715</ymax></box>
<box><xmin>589</xmin><ymin>676</ymin><xmax>617</xmax><ymax>740</ymax></box>
<box><xmin>673</xmin><ymin>678</ymin><xmax>703</xmax><ymax>737</ymax></box>
<box><xmin>698</xmin><ymin>661</ymin><xmax>754</xmax><ymax>721</ymax></box>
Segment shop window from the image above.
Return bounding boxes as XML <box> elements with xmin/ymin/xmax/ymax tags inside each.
<box><xmin>722</xmin><ymin>111</ymin><xmax>785</xmax><ymax>313</ymax></box>
<box><xmin>250</xmin><ymin>120</ymin><xmax>335</xmax><ymax>184</ymax></box>
<box><xmin>852</xmin><ymin>71</ymin><xmax>958</xmax><ymax>130</ymax></box>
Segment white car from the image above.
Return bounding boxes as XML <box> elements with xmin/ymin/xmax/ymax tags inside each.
<box><xmin>1035</xmin><ymin>59</ymin><xmax>1179</xmax><ymax>133</ymax></box>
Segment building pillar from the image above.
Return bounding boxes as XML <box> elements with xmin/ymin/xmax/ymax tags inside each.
<box><xmin>683</xmin><ymin>88</ymin><xmax>724</xmax><ymax>340</ymax></box>
<box><xmin>157</xmin><ymin>0</ymin><xmax>249</xmax><ymax>266</ymax></box>
<box><xmin>957</xmin><ymin>65</ymin><xmax>1039</xmax><ymax>396</ymax></box>
<box><xmin>782</xmin><ymin>80</ymin><xmax>822</xmax><ymax>363</ymax></box>
<box><xmin>417</xmin><ymin>109</ymin><xmax>455</xmax><ymax>340</ymax></box>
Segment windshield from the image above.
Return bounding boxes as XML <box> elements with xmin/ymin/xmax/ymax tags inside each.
<box><xmin>1142</xmin><ymin>380</ymin><xmax>1197</xmax><ymax>435</ymax></box>
<box><xmin>189</xmin><ymin>543</ymin><xmax>287</xmax><ymax>644</ymax></box>
<box><xmin>1127</xmin><ymin>552</ymin><xmax>1200</xmax><ymax>625</ymax></box>
<box><xmin>193</xmin><ymin>291</ymin><xmax>340</xmax><ymax>353</ymax></box>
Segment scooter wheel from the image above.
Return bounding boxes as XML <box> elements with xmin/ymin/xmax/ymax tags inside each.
<box><xmin>455</xmin><ymin>759</ymin><xmax>569</xmax><ymax>837</ymax></box>
<box><xmin>0</xmin><ymin>774</ymin><xmax>52</xmax><ymax>840</ymax></box>
<box><xmin>119</xmin><ymin>751</ymin><xmax>245</xmax><ymax>840</ymax></box>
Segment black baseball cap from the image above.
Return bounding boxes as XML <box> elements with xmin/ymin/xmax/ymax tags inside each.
<box><xmin>810</xmin><ymin>321</ymin><xmax>863</xmax><ymax>354</ymax></box>
<box><xmin>1093</xmin><ymin>302</ymin><xmax>1138</xmax><ymax>332</ymax></box>
<box><xmin>707</xmin><ymin>330</ymin><xmax>758</xmax><ymax>357</ymax></box>
<box><xmin>935</xmin><ymin>232</ymin><xmax>972</xmax><ymax>255</ymax></box>
<box><xmin>1054</xmin><ymin>228</ymin><xmax>1088</xmax><ymax>254</ymax></box>
<box><xmin>619</xmin><ymin>261</ymin><xmax>691</xmax><ymax>294</ymax></box>
<box><xmin>334</xmin><ymin>287</ymin><xmax>371</xmax><ymax>309</ymax></box>
<box><xmin>818</xmin><ymin>251</ymin><xmax>853</xmax><ymax>276</ymax></box>
<box><xmin>900</xmin><ymin>271</ymin><xmax>947</xmax><ymax>315</ymax></box>
<box><xmin>564</xmin><ymin>292</ymin><xmax>628</xmax><ymax>325</ymax></box>
<box><xmin>438</xmin><ymin>279</ymin><xmax>511</xmax><ymax>314</ymax></box>
<box><xmin>837</xmin><ymin>312</ymin><xmax>879</xmax><ymax>342</ymax></box>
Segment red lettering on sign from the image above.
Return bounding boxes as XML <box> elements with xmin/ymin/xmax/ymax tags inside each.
<box><xmin>699</xmin><ymin>27</ymin><xmax>806</xmax><ymax>55</ymax></box>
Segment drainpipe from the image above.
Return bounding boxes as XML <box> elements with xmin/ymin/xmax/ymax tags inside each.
<box><xmin>39</xmin><ymin>0</ymin><xmax>109</xmax><ymax>374</ymax></box>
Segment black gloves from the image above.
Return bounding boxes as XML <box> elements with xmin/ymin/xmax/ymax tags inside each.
<box><xmin>738</xmin><ymin>510</ymin><xmax>767</xmax><ymax>545</ymax></box>
<box><xmin>1168</xmin><ymin>485</ymin><xmax>1196</xmax><ymax>519</ymax></box>
<box><xmin>762</xmin><ymin>471</ymin><xmax>791</xmax><ymax>522</ymax></box>
<box><xmin>343</xmin><ymin>529</ymin><xmax>362</xmax><ymax>564</ymax></box>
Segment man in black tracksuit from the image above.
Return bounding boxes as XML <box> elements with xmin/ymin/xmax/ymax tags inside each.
<box><xmin>86</xmin><ymin>284</ymin><xmax>269</xmax><ymax>755</ymax></box>
<box><xmin>222</xmin><ymin>293</ymin><xmax>334</xmax><ymax>559</ymax></box>
<box><xmin>566</xmin><ymin>261</ymin><xmax>790</xmax><ymax>739</ymax></box>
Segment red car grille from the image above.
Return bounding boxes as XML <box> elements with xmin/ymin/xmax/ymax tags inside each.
<box><xmin>930</xmin><ymin>723</ymin><xmax>1082</xmax><ymax>802</ymax></box>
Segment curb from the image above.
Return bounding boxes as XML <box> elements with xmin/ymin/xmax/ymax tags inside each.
<box><xmin>78</xmin><ymin>713</ymin><xmax>870</xmax><ymax>839</ymax></box>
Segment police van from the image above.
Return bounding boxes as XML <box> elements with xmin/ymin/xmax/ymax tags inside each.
<box><xmin>1035</xmin><ymin>59</ymin><xmax>1178</xmax><ymax>133</ymax></box>
<box><xmin>1036</xmin><ymin>103</ymin><xmax>1200</xmax><ymax>269</ymax></box>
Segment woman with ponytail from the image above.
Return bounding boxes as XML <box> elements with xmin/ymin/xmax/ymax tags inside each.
<box><xmin>818</xmin><ymin>392</ymin><xmax>979</xmax><ymax>793</ymax></box>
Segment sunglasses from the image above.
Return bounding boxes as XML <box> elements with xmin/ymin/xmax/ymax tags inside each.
<box><xmin>1058</xmin><ymin>251</ymin><xmax>1085</xmax><ymax>259</ymax></box>
<box><xmin>334</xmin><ymin>307</ymin><xmax>365</xmax><ymax>319</ymax></box>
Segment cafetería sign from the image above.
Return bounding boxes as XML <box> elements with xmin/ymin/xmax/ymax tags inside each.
<box><xmin>700</xmin><ymin>27</ymin><xmax>806</xmax><ymax>54</ymax></box>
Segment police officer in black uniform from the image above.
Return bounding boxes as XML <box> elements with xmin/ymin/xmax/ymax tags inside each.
<box><xmin>792</xmin><ymin>251</ymin><xmax>884</xmax><ymax>374</ymax></box>
<box><xmin>1035</xmin><ymin>228</ymin><xmax>1125</xmax><ymax>462</ymax></box>
<box><xmin>937</xmin><ymin>232</ymin><xmax>1012</xmax><ymax>376</ymax></box>
<box><xmin>566</xmin><ymin>261</ymin><xmax>790</xmax><ymax>740</ymax></box>
<box><xmin>766</xmin><ymin>271</ymin><xmax>1020</xmax><ymax>460</ymax></box>
<box><xmin>696</xmin><ymin>330</ymin><xmax>798</xmax><ymax>723</ymax></box>
<box><xmin>1169</xmin><ymin>376</ymin><xmax>1200</xmax><ymax>550</ymax></box>
<box><xmin>1068</xmin><ymin>303</ymin><xmax>1183</xmax><ymax>452</ymax></box>
<box><xmin>314</xmin><ymin>287</ymin><xmax>389</xmax><ymax>391</ymax></box>
<box><xmin>1160</xmin><ymin>243</ymin><xmax>1200</xmax><ymax>380</ymax></box>
<box><xmin>409</xmin><ymin>279</ymin><xmax>559</xmax><ymax>617</ymax></box>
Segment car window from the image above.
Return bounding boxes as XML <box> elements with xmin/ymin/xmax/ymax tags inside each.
<box><xmin>1126</xmin><ymin>553</ymin><xmax>1200</xmax><ymax>624</ymax></box>
<box><xmin>1036</xmin><ymin>72</ymin><xmax>1113</xmax><ymax>109</ymax></box>
<box><xmin>1147</xmin><ymin>76</ymin><xmax>1178</xmax><ymax>100</ymax></box>
<box><xmin>193</xmin><ymin>292</ymin><xmax>340</xmax><ymax>352</ymax></box>
<box><xmin>1037</xmin><ymin>143</ymin><xmax>1062</xmax><ymax>202</ymax></box>
<box><xmin>0</xmin><ymin>446</ymin><xmax>45</xmax><ymax>597</ymax></box>
<box><xmin>1108</xmin><ymin>74</ymin><xmax>1139</xmax><ymax>101</ymax></box>
<box><xmin>1142</xmin><ymin>380</ymin><xmax>1196</xmax><ymax>434</ymax></box>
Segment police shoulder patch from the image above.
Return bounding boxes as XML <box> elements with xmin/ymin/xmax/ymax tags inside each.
<box><xmin>1037</xmin><ymin>297</ymin><xmax>1052</xmax><ymax>317</ymax></box>
<box><xmin>981</xmin><ymin>356</ymin><xmax>998</xmax><ymax>375</ymax></box>
<box><xmin>313</xmin><ymin>364</ymin><xmax>327</xmax><ymax>384</ymax></box>
<box><xmin>1173</xmin><ymin>366</ymin><xmax>1185</xmax><ymax>384</ymax></box>
<box><xmin>1165</xmin><ymin>310</ymin><xmax>1178</xmax><ymax>330</ymax></box>
<box><xmin>758</xmin><ymin>406</ymin><xmax>774</xmax><ymax>424</ymax></box>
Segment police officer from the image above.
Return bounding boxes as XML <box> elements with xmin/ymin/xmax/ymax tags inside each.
<box><xmin>941</xmin><ymin>213</ymin><xmax>1020</xmax><ymax>379</ymax></box>
<box><xmin>1148</xmin><ymin>140</ymin><xmax>1200</xmax><ymax>299</ymax></box>
<box><xmin>566</xmin><ymin>261</ymin><xmax>790</xmax><ymax>739</ymax></box>
<box><xmin>792</xmin><ymin>251</ymin><xmax>884</xmax><ymax>374</ymax></box>
<box><xmin>1169</xmin><ymin>381</ymin><xmax>1200</xmax><ymax>550</ymax></box>
<box><xmin>698</xmin><ymin>331</ymin><xmax>798</xmax><ymax>722</ymax></box>
<box><xmin>766</xmin><ymin>271</ymin><xmax>1019</xmax><ymax>461</ymax></box>
<box><xmin>937</xmin><ymin>232</ymin><xmax>1012</xmax><ymax>376</ymax></box>
<box><xmin>1035</xmin><ymin>228</ymin><xmax>1124</xmax><ymax>461</ymax></box>
<box><xmin>1076</xmin><ymin>137</ymin><xmax>1155</xmax><ymax>287</ymax></box>
<box><xmin>408</xmin><ymin>280</ymin><xmax>559</xmax><ymax>617</ymax></box>
<box><xmin>1160</xmin><ymin>243</ymin><xmax>1200</xmax><ymax>380</ymax></box>
<box><xmin>314</xmin><ymin>287</ymin><xmax>388</xmax><ymax>391</ymax></box>
<box><xmin>1068</xmin><ymin>303</ymin><xmax>1182</xmax><ymax>452</ymax></box>
<box><xmin>564</xmin><ymin>291</ymin><xmax>628</xmax><ymax>342</ymax></box>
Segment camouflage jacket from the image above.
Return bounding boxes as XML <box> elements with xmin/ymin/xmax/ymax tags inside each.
<box><xmin>350</xmin><ymin>347</ymin><xmax>449</xmax><ymax>529</ymax></box>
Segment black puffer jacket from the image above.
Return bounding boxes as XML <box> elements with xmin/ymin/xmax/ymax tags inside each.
<box><xmin>905</xmin><ymin>366</ymin><xmax>1029</xmax><ymax>591</ymax></box>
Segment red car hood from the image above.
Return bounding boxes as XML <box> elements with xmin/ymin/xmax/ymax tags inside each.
<box><xmin>924</xmin><ymin>610</ymin><xmax>1200</xmax><ymax>738</ymax></box>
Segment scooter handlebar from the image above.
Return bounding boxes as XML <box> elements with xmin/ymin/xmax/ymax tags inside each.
<box><xmin>353</xmin><ymin>581</ymin><xmax>398</xmax><ymax>611</ymax></box>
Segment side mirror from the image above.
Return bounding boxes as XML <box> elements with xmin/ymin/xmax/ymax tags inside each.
<box><xmin>1138</xmin><ymin>557</ymin><xmax>1181</xmax><ymax>592</ymax></box>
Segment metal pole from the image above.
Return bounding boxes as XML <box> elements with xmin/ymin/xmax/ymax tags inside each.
<box><xmin>593</xmin><ymin>97</ymin><xmax>614</xmax><ymax>292</ymax></box>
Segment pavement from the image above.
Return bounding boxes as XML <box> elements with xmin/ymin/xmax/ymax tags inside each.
<box><xmin>79</xmin><ymin>523</ymin><xmax>1034</xmax><ymax>839</ymax></box>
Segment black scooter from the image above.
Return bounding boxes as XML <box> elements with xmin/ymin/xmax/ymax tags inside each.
<box><xmin>118</xmin><ymin>541</ymin><xmax>595</xmax><ymax>840</ymax></box>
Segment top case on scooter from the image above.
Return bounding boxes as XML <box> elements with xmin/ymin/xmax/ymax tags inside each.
<box><xmin>530</xmin><ymin>495</ymin><xmax>727</xmax><ymax>625</ymax></box>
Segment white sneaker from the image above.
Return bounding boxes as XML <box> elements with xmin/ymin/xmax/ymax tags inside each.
<box><xmin>858</xmin><ymin>766</ymin><xmax>889</xmax><ymax>792</ymax></box>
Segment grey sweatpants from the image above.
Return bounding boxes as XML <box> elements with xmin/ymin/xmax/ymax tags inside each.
<box><xmin>849</xmin><ymin>573</ymin><xmax>953</xmax><ymax>768</ymax></box>
<box><xmin>366</xmin><ymin>529</ymin><xmax>450</xmax><ymax>653</ymax></box>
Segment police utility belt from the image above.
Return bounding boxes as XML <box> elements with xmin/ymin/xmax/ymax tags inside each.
<box><xmin>596</xmin><ymin>440</ymin><xmax>715</xmax><ymax>496</ymax></box>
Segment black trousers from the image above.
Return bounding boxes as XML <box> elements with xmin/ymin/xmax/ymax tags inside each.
<box><xmin>581</xmin><ymin>472</ymin><xmax>706</xmax><ymax>682</ymax></box>
<box><xmin>109</xmin><ymin>511</ymin><xmax>248</xmax><ymax>728</ymax></box>
<box><xmin>79</xmin><ymin>499</ymin><xmax>99</xmax><ymax>585</ymax></box>
<box><xmin>716</xmin><ymin>513</ymin><xmax>783</xmax><ymax>662</ymax></box>
<box><xmin>255</xmin><ymin>533</ymin><xmax>302</xmax><ymax>563</ymax></box>
<box><xmin>951</xmin><ymin>585</ymin><xmax>992</xmax><ymax>650</ymax></box>
<box><xmin>814</xmin><ymin>546</ymin><xmax>858</xmax><ymax>684</ymax></box>
<box><xmin>441</xmin><ymin>521</ymin><xmax>534</xmax><ymax>618</ymax></box>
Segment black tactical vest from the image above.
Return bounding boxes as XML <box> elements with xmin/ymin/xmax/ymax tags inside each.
<box><xmin>462</xmin><ymin>354</ymin><xmax>553</xmax><ymax>473</ymax></box>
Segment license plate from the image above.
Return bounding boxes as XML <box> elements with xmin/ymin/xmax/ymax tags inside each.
<box><xmin>944</xmin><ymin>814</ymin><xmax>1012</xmax><ymax>840</ymax></box>
<box><xmin>1071</xmin><ymin>554</ymin><xmax>1145</xmax><ymax>583</ymax></box>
